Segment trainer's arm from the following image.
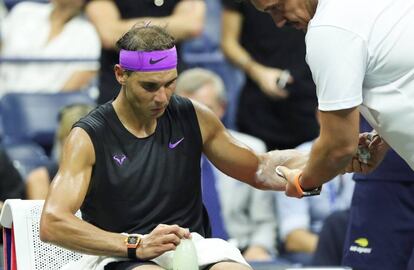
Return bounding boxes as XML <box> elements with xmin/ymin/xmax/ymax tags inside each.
<box><xmin>85</xmin><ymin>0</ymin><xmax>205</xmax><ymax>49</ymax></box>
<box><xmin>194</xmin><ymin>101</ymin><xmax>306</xmax><ymax>190</ymax></box>
<box><xmin>40</xmin><ymin>127</ymin><xmax>127</xmax><ymax>256</ymax></box>
<box><xmin>292</xmin><ymin>108</ymin><xmax>360</xmax><ymax>190</ymax></box>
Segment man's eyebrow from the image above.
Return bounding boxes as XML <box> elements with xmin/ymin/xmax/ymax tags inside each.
<box><xmin>139</xmin><ymin>76</ymin><xmax>177</xmax><ymax>86</ymax></box>
<box><xmin>166</xmin><ymin>77</ymin><xmax>178</xmax><ymax>84</ymax></box>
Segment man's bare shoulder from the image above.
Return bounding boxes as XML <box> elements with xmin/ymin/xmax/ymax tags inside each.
<box><xmin>62</xmin><ymin>127</ymin><xmax>96</xmax><ymax>166</ymax></box>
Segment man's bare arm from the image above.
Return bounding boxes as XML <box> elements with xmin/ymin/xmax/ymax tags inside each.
<box><xmin>40</xmin><ymin>128</ymin><xmax>190</xmax><ymax>259</ymax></box>
<box><xmin>193</xmin><ymin>101</ymin><xmax>307</xmax><ymax>190</ymax></box>
<box><xmin>86</xmin><ymin>0</ymin><xmax>205</xmax><ymax>49</ymax></box>
<box><xmin>40</xmin><ymin>127</ymin><xmax>128</xmax><ymax>256</ymax></box>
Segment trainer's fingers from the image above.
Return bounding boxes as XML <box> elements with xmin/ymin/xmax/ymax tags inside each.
<box><xmin>352</xmin><ymin>157</ymin><xmax>363</xmax><ymax>173</ymax></box>
<box><xmin>368</xmin><ymin>135</ymin><xmax>382</xmax><ymax>148</ymax></box>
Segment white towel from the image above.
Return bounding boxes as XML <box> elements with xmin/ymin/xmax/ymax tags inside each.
<box><xmin>60</xmin><ymin>233</ymin><xmax>251</xmax><ymax>270</ymax></box>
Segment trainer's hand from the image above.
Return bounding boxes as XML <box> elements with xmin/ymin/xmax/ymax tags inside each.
<box><xmin>344</xmin><ymin>132</ymin><xmax>389</xmax><ymax>174</ymax></box>
<box><xmin>136</xmin><ymin>224</ymin><xmax>190</xmax><ymax>260</ymax></box>
<box><xmin>256</xmin><ymin>149</ymin><xmax>308</xmax><ymax>191</ymax></box>
<box><xmin>276</xmin><ymin>166</ymin><xmax>303</xmax><ymax>198</ymax></box>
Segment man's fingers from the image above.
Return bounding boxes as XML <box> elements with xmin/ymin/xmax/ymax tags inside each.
<box><xmin>156</xmin><ymin>224</ymin><xmax>189</xmax><ymax>239</ymax></box>
<box><xmin>161</xmin><ymin>233</ymin><xmax>181</xmax><ymax>246</ymax></box>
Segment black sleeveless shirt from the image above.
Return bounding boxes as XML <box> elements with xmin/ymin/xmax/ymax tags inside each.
<box><xmin>74</xmin><ymin>95</ymin><xmax>211</xmax><ymax>237</ymax></box>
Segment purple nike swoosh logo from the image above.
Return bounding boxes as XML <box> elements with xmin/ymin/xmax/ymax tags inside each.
<box><xmin>149</xmin><ymin>56</ymin><xmax>168</xmax><ymax>65</ymax></box>
<box><xmin>169</xmin><ymin>137</ymin><xmax>184</xmax><ymax>149</ymax></box>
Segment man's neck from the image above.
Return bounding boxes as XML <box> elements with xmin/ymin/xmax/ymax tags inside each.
<box><xmin>112</xmin><ymin>95</ymin><xmax>158</xmax><ymax>138</ymax></box>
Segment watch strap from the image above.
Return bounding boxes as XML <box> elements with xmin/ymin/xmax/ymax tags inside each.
<box><xmin>126</xmin><ymin>234</ymin><xmax>142</xmax><ymax>260</ymax></box>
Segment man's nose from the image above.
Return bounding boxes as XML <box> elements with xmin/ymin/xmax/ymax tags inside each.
<box><xmin>154</xmin><ymin>87</ymin><xmax>168</xmax><ymax>103</ymax></box>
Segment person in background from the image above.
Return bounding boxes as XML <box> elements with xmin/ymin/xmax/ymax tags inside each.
<box><xmin>221</xmin><ymin>0</ymin><xmax>318</xmax><ymax>151</ymax></box>
<box><xmin>85</xmin><ymin>0</ymin><xmax>206</xmax><ymax>104</ymax></box>
<box><xmin>0</xmin><ymin>0</ymin><xmax>6</xmax><ymax>25</ymax></box>
<box><xmin>0</xmin><ymin>0</ymin><xmax>101</xmax><ymax>96</ymax></box>
<box><xmin>26</xmin><ymin>103</ymin><xmax>95</xmax><ymax>200</ymax></box>
<box><xmin>176</xmin><ymin>68</ymin><xmax>278</xmax><ymax>261</ymax></box>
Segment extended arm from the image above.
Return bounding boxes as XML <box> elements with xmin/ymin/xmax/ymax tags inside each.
<box><xmin>279</xmin><ymin>108</ymin><xmax>360</xmax><ymax>197</ymax></box>
<box><xmin>85</xmin><ymin>0</ymin><xmax>205</xmax><ymax>49</ymax></box>
<box><xmin>301</xmin><ymin>108</ymin><xmax>360</xmax><ymax>188</ymax></box>
<box><xmin>278</xmin><ymin>26</ymin><xmax>369</xmax><ymax>197</ymax></box>
<box><xmin>194</xmin><ymin>101</ymin><xmax>307</xmax><ymax>190</ymax></box>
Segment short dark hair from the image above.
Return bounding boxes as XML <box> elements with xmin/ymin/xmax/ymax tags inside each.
<box><xmin>116</xmin><ymin>24</ymin><xmax>175</xmax><ymax>52</ymax></box>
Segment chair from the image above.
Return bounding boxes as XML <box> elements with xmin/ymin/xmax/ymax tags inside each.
<box><xmin>0</xmin><ymin>199</ymin><xmax>83</xmax><ymax>270</ymax></box>
<box><xmin>0</xmin><ymin>92</ymin><xmax>95</xmax><ymax>154</ymax></box>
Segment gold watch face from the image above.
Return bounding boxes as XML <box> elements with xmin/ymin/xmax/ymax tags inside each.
<box><xmin>127</xmin><ymin>236</ymin><xmax>139</xmax><ymax>245</ymax></box>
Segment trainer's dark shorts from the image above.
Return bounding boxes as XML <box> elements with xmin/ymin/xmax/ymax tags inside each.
<box><xmin>342</xmin><ymin>180</ymin><xmax>414</xmax><ymax>270</ymax></box>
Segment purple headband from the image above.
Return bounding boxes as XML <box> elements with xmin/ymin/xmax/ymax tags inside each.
<box><xmin>119</xmin><ymin>46</ymin><xmax>177</xmax><ymax>72</ymax></box>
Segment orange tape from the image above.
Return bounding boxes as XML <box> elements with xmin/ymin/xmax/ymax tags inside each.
<box><xmin>293</xmin><ymin>172</ymin><xmax>304</xmax><ymax>197</ymax></box>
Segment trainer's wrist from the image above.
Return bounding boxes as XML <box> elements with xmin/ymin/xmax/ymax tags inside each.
<box><xmin>294</xmin><ymin>173</ymin><xmax>322</xmax><ymax>197</ymax></box>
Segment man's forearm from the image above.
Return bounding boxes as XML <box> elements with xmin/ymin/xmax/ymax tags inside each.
<box><xmin>300</xmin><ymin>137</ymin><xmax>355</xmax><ymax>189</ymax></box>
<box><xmin>40</xmin><ymin>211</ymin><xmax>127</xmax><ymax>257</ymax></box>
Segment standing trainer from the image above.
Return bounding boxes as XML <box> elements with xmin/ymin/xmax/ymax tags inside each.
<box><xmin>250</xmin><ymin>0</ymin><xmax>414</xmax><ymax>269</ymax></box>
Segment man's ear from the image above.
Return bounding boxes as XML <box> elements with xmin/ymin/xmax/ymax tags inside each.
<box><xmin>114</xmin><ymin>64</ymin><xmax>127</xmax><ymax>85</ymax></box>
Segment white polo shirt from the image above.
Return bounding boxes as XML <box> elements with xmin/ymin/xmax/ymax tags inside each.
<box><xmin>306</xmin><ymin>0</ymin><xmax>414</xmax><ymax>169</ymax></box>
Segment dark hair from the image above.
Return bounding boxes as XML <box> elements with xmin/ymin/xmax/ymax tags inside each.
<box><xmin>116</xmin><ymin>24</ymin><xmax>175</xmax><ymax>52</ymax></box>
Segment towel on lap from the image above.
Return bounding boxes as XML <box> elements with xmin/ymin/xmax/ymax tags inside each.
<box><xmin>61</xmin><ymin>233</ymin><xmax>251</xmax><ymax>270</ymax></box>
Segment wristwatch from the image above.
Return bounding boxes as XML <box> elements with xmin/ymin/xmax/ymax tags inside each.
<box><xmin>125</xmin><ymin>234</ymin><xmax>142</xmax><ymax>260</ymax></box>
<box><xmin>294</xmin><ymin>173</ymin><xmax>322</xmax><ymax>197</ymax></box>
